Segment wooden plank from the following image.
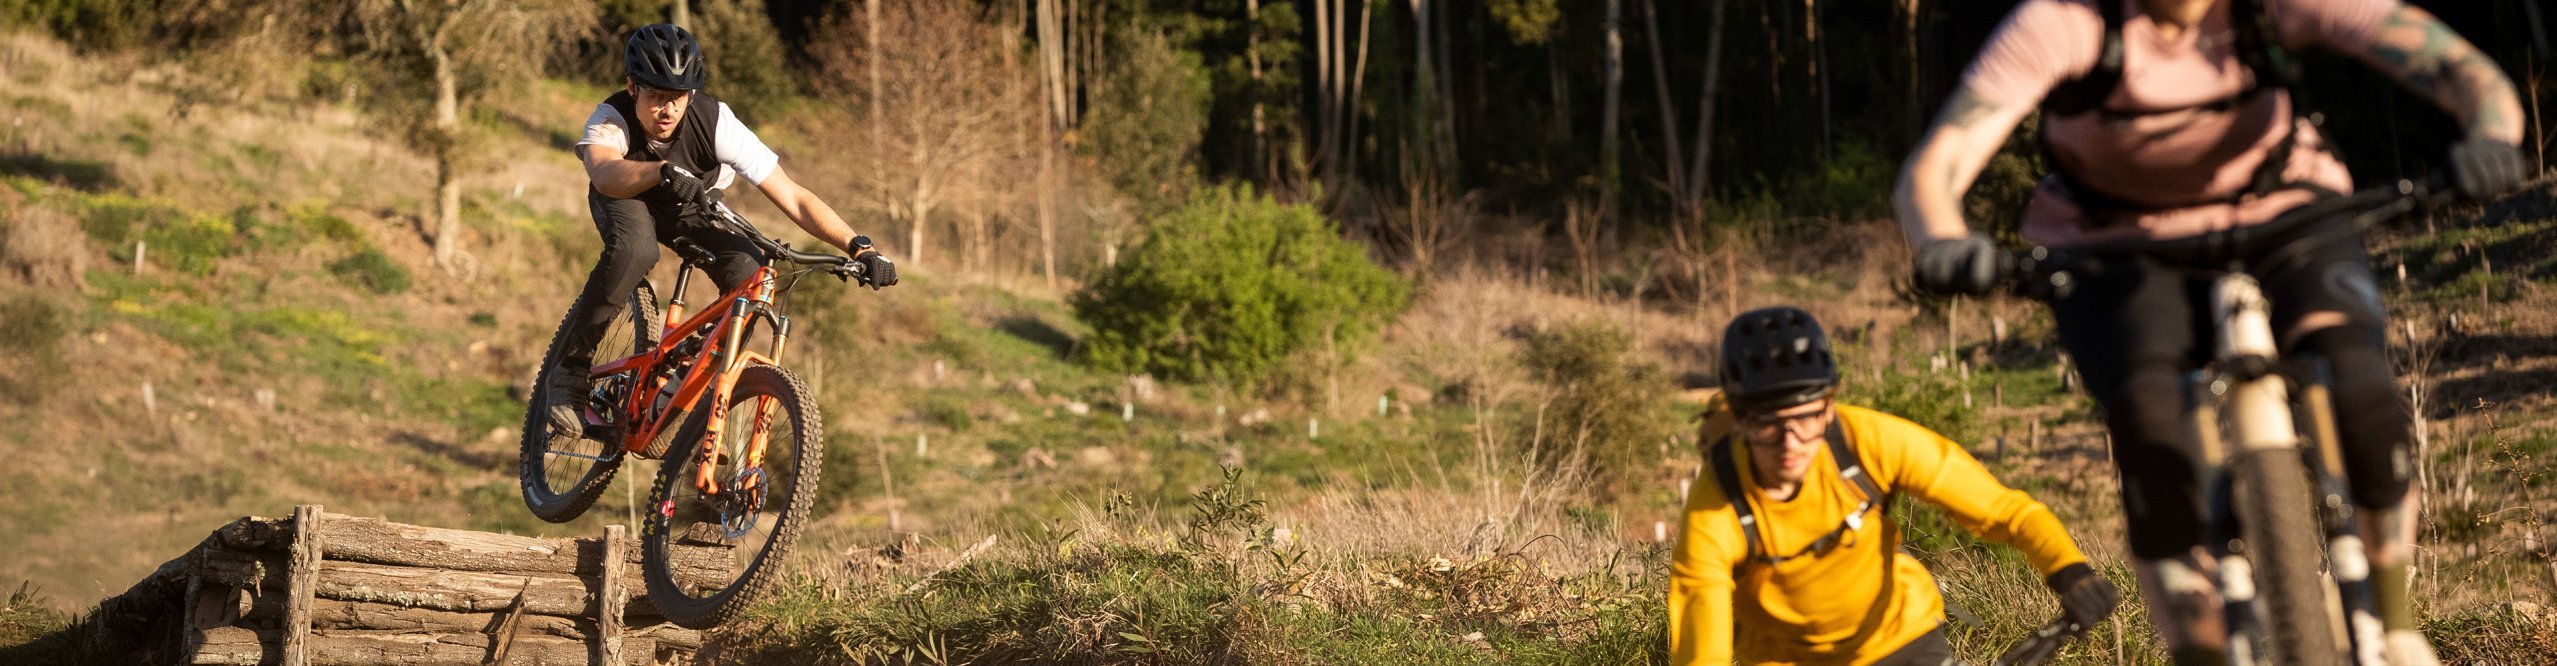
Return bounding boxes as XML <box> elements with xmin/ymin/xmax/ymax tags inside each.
<box><xmin>315</xmin><ymin>514</ymin><xmax>592</xmax><ymax>575</ymax></box>
<box><xmin>306</xmin><ymin>599</ymin><xmax>587</xmax><ymax>639</ymax></box>
<box><xmin>304</xmin><ymin>563</ymin><xmax>602</xmax><ymax>618</ymax></box>
<box><xmin>283</xmin><ymin>505</ymin><xmax>322</xmax><ymax>666</ymax></box>
<box><xmin>597</xmin><ymin>525</ymin><xmax>626</xmax><ymax>666</ymax></box>
<box><xmin>314</xmin><ymin>513</ymin><xmax>726</xmax><ymax>584</ymax></box>
<box><xmin>193</xmin><ymin>626</ymin><xmax>658</xmax><ymax>665</ymax></box>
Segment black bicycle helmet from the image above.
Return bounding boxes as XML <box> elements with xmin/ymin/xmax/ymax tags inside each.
<box><xmin>625</xmin><ymin>23</ymin><xmax>706</xmax><ymax>91</ymax></box>
<box><xmin>1719</xmin><ymin>306</ymin><xmax>1839</xmax><ymax>412</ymax></box>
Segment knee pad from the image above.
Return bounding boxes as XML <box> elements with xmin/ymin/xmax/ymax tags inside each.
<box><xmin>2292</xmin><ymin>325</ymin><xmax>2414</xmax><ymax>509</ymax></box>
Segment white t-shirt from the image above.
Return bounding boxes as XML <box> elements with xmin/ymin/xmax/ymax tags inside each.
<box><xmin>575</xmin><ymin>101</ymin><xmax>779</xmax><ymax>190</ymax></box>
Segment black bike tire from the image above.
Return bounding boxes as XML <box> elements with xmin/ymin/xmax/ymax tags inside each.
<box><xmin>518</xmin><ymin>281</ymin><xmax>662</xmax><ymax>523</ymax></box>
<box><xmin>2232</xmin><ymin>447</ymin><xmax>2343</xmax><ymax>664</ymax></box>
<box><xmin>639</xmin><ymin>364</ymin><xmax>822</xmax><ymax>629</ymax></box>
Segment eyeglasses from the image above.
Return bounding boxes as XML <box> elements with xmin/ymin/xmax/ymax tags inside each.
<box><xmin>632</xmin><ymin>84</ymin><xmax>693</xmax><ymax>109</ymax></box>
<box><xmin>1740</xmin><ymin>400</ymin><xmax>1832</xmax><ymax>445</ymax></box>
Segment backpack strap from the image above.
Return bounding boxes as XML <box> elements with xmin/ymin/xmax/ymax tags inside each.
<box><xmin>1709</xmin><ymin>419</ymin><xmax>1890</xmax><ymax>573</ymax></box>
<box><xmin>1707</xmin><ymin>438</ymin><xmax>1767</xmax><ymax>565</ymax></box>
<box><xmin>1825</xmin><ymin>419</ymin><xmax>1888</xmax><ymax>514</ymax></box>
<box><xmin>2039</xmin><ymin>0</ymin><xmax>2126</xmax><ymax>117</ymax></box>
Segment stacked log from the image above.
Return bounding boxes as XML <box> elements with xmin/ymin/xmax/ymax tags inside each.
<box><xmin>93</xmin><ymin>505</ymin><xmax>719</xmax><ymax>665</ymax></box>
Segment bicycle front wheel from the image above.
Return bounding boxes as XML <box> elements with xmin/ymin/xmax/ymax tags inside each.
<box><xmin>2233</xmin><ymin>446</ymin><xmax>2343</xmax><ymax>664</ymax></box>
<box><xmin>519</xmin><ymin>281</ymin><xmax>660</xmax><ymax>523</ymax></box>
<box><xmin>640</xmin><ymin>364</ymin><xmax>822</xmax><ymax>629</ymax></box>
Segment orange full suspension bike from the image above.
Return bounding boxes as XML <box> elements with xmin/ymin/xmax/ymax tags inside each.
<box><xmin>518</xmin><ymin>198</ymin><xmax>887</xmax><ymax>629</ymax></box>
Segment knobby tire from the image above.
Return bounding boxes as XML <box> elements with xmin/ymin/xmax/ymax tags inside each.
<box><xmin>519</xmin><ymin>282</ymin><xmax>661</xmax><ymax>523</ymax></box>
<box><xmin>640</xmin><ymin>364</ymin><xmax>822</xmax><ymax>629</ymax></box>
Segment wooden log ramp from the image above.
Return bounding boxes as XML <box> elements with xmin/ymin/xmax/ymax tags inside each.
<box><xmin>92</xmin><ymin>505</ymin><xmax>720</xmax><ymax>665</ymax></box>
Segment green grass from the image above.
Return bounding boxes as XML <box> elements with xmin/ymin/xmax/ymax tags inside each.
<box><xmin>729</xmin><ymin>476</ymin><xmax>1669</xmax><ymax>664</ymax></box>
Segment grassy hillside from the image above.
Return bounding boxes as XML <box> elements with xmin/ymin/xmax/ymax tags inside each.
<box><xmin>4</xmin><ymin>27</ymin><xmax>2557</xmax><ymax>664</ymax></box>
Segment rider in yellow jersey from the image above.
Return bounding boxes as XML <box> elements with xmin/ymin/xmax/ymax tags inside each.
<box><xmin>1671</xmin><ymin>307</ymin><xmax>2119</xmax><ymax>665</ymax></box>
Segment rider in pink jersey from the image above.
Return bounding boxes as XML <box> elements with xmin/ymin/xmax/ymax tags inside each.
<box><xmin>1894</xmin><ymin>1</ymin><xmax>2529</xmax><ymax>664</ymax></box>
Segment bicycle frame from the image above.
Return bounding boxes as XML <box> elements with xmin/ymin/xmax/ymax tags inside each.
<box><xmin>587</xmin><ymin>258</ymin><xmax>793</xmax><ymax>496</ymax></box>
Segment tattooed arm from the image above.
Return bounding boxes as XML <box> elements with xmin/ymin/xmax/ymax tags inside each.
<box><xmin>2344</xmin><ymin>5</ymin><xmax>2523</xmax><ymax>143</ymax></box>
<box><xmin>1893</xmin><ymin>84</ymin><xmax>2037</xmax><ymax>247</ymax></box>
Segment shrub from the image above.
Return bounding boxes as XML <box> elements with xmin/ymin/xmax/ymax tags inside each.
<box><xmin>1518</xmin><ymin>320</ymin><xmax>1678</xmax><ymax>498</ymax></box>
<box><xmin>0</xmin><ymin>295</ymin><xmax>70</xmax><ymax>406</ymax></box>
<box><xmin>1074</xmin><ymin>185</ymin><xmax>1408</xmax><ymax>388</ymax></box>
<box><xmin>327</xmin><ymin>247</ymin><xmax>411</xmax><ymax>295</ymax></box>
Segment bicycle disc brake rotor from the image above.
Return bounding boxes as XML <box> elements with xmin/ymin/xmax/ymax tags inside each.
<box><xmin>714</xmin><ymin>466</ymin><xmax>767</xmax><ymax>539</ymax></box>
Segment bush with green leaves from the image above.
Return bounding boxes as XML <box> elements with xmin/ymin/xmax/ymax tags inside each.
<box><xmin>1519</xmin><ymin>320</ymin><xmax>1678</xmax><ymax>499</ymax></box>
<box><xmin>1074</xmin><ymin>185</ymin><xmax>1407</xmax><ymax>388</ymax></box>
<box><xmin>327</xmin><ymin>247</ymin><xmax>411</xmax><ymax>295</ymax></box>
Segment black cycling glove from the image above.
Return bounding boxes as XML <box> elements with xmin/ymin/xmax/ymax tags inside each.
<box><xmin>659</xmin><ymin>163</ymin><xmax>712</xmax><ymax>204</ymax></box>
<box><xmin>1914</xmin><ymin>234</ymin><xmax>2001</xmax><ymax>296</ymax></box>
<box><xmin>2046</xmin><ymin>563</ymin><xmax>2122</xmax><ymax>631</ymax></box>
<box><xmin>854</xmin><ymin>251</ymin><xmax>898</xmax><ymax>290</ymax></box>
<box><xmin>2448</xmin><ymin>135</ymin><xmax>2531</xmax><ymax>203</ymax></box>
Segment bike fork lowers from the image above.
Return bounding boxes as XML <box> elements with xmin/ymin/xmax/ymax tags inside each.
<box><xmin>2296</xmin><ymin>360</ymin><xmax>2387</xmax><ymax>665</ymax></box>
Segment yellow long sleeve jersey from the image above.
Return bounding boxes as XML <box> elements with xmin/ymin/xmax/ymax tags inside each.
<box><xmin>1667</xmin><ymin>403</ymin><xmax>2090</xmax><ymax>665</ymax></box>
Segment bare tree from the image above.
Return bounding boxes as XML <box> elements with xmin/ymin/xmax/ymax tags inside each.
<box><xmin>1683</xmin><ymin>0</ymin><xmax>1731</xmax><ymax>207</ymax></box>
<box><xmin>1641</xmin><ymin>0</ymin><xmax>1684</xmax><ymax>213</ymax></box>
<box><xmin>351</xmin><ymin>0</ymin><xmax>594</xmax><ymax>273</ymax></box>
<box><xmin>1600</xmin><ymin>0</ymin><xmax>1623</xmax><ymax>221</ymax></box>
<box><xmin>810</xmin><ymin>2</ymin><xmax>1032</xmax><ymax>272</ymax></box>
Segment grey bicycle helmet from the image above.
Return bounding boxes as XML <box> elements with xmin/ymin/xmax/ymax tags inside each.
<box><xmin>625</xmin><ymin>23</ymin><xmax>706</xmax><ymax>91</ymax></box>
<box><xmin>1719</xmin><ymin>306</ymin><xmax>1839</xmax><ymax>412</ymax></box>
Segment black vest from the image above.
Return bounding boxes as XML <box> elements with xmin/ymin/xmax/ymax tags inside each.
<box><xmin>597</xmin><ymin>90</ymin><xmax>725</xmax><ymax>208</ymax></box>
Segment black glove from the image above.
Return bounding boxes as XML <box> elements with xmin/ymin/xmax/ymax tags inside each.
<box><xmin>854</xmin><ymin>250</ymin><xmax>898</xmax><ymax>290</ymax></box>
<box><xmin>2046</xmin><ymin>563</ymin><xmax>2121</xmax><ymax>631</ymax></box>
<box><xmin>1914</xmin><ymin>233</ymin><xmax>2002</xmax><ymax>296</ymax></box>
<box><xmin>2448</xmin><ymin>135</ymin><xmax>2531</xmax><ymax>203</ymax></box>
<box><xmin>659</xmin><ymin>163</ymin><xmax>712</xmax><ymax>204</ymax></box>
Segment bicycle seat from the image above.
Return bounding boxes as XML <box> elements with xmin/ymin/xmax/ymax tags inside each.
<box><xmin>669</xmin><ymin>238</ymin><xmax>719</xmax><ymax>267</ymax></box>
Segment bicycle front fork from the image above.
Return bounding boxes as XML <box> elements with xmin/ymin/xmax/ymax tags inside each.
<box><xmin>2187</xmin><ymin>362</ymin><xmax>2388</xmax><ymax>666</ymax></box>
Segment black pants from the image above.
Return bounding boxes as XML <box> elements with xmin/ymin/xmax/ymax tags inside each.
<box><xmin>1870</xmin><ymin>628</ymin><xmax>1960</xmax><ymax>666</ymax></box>
<box><xmin>2052</xmin><ymin>219</ymin><xmax>2413</xmax><ymax>560</ymax></box>
<box><xmin>562</xmin><ymin>192</ymin><xmax>765</xmax><ymax>368</ymax></box>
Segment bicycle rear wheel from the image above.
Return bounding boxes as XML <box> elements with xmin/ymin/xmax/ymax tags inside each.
<box><xmin>2232</xmin><ymin>446</ymin><xmax>2343</xmax><ymax>664</ymax></box>
<box><xmin>519</xmin><ymin>281</ymin><xmax>661</xmax><ymax>523</ymax></box>
<box><xmin>640</xmin><ymin>364</ymin><xmax>822</xmax><ymax>629</ymax></box>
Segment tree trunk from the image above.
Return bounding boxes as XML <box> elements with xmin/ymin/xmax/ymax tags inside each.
<box><xmin>908</xmin><ymin>180</ymin><xmax>934</xmax><ymax>270</ymax></box>
<box><xmin>1640</xmin><ymin>0</ymin><xmax>1684</xmax><ymax>212</ymax></box>
<box><xmin>1684</xmin><ymin>0</ymin><xmax>1729</xmax><ymax>205</ymax></box>
<box><xmin>1809</xmin><ymin>0</ymin><xmax>1830</xmax><ymax>158</ymax></box>
<box><xmin>1314</xmin><ymin>0</ymin><xmax>1334</xmax><ymax>181</ymax></box>
<box><xmin>672</xmin><ymin>0</ymin><xmax>690</xmax><ymax>28</ymax></box>
<box><xmin>1039</xmin><ymin>137</ymin><xmax>1057</xmax><ymax>292</ymax></box>
<box><xmin>1600</xmin><ymin>0</ymin><xmax>1622</xmax><ymax>218</ymax></box>
<box><xmin>1037</xmin><ymin>0</ymin><xmax>1068</xmax><ymax>128</ymax></box>
<box><xmin>866</xmin><ymin>0</ymin><xmax>883</xmax><ymax>149</ymax></box>
<box><xmin>428</xmin><ymin>41</ymin><xmax>462</xmax><ymax>273</ymax></box>
<box><xmin>1344</xmin><ymin>0</ymin><xmax>1372</xmax><ymax>186</ymax></box>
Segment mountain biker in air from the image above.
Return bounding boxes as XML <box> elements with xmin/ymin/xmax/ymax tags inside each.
<box><xmin>1895</xmin><ymin>0</ymin><xmax>2530</xmax><ymax>663</ymax></box>
<box><xmin>1670</xmin><ymin>307</ymin><xmax>2121</xmax><ymax>665</ymax></box>
<box><xmin>544</xmin><ymin>23</ymin><xmax>897</xmax><ymax>437</ymax></box>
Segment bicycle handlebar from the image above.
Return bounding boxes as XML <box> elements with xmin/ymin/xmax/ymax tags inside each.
<box><xmin>686</xmin><ymin>195</ymin><xmax>871</xmax><ymax>282</ymax></box>
<box><xmin>1995</xmin><ymin>175</ymin><xmax>2450</xmax><ymax>300</ymax></box>
<box><xmin>1993</xmin><ymin>616</ymin><xmax>2082</xmax><ymax>666</ymax></box>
